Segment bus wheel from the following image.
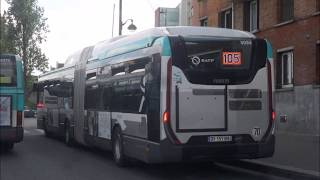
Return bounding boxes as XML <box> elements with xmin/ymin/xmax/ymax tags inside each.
<box><xmin>43</xmin><ymin>119</ymin><xmax>51</xmax><ymax>137</ymax></box>
<box><xmin>64</xmin><ymin>122</ymin><xmax>72</xmax><ymax>146</ymax></box>
<box><xmin>44</xmin><ymin>126</ymin><xmax>51</xmax><ymax>137</ymax></box>
<box><xmin>1</xmin><ymin>143</ymin><xmax>14</xmax><ymax>151</ymax></box>
<box><xmin>112</xmin><ymin>127</ymin><xmax>128</xmax><ymax>167</ymax></box>
<box><xmin>6</xmin><ymin>143</ymin><xmax>14</xmax><ymax>150</ymax></box>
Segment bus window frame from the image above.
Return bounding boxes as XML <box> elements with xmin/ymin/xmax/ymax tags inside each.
<box><xmin>0</xmin><ymin>56</ymin><xmax>17</xmax><ymax>87</ymax></box>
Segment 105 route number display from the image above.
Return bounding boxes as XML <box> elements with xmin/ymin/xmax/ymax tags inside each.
<box><xmin>222</xmin><ymin>52</ymin><xmax>242</xmax><ymax>66</ymax></box>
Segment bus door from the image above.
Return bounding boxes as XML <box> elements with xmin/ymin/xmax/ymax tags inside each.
<box><xmin>168</xmin><ymin>36</ymin><xmax>271</xmax><ymax>144</ymax></box>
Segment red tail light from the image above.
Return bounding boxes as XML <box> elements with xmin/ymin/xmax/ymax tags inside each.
<box><xmin>272</xmin><ymin>111</ymin><xmax>276</xmax><ymax>122</ymax></box>
<box><xmin>37</xmin><ymin>102</ymin><xmax>45</xmax><ymax>108</ymax></box>
<box><xmin>163</xmin><ymin>111</ymin><xmax>169</xmax><ymax>123</ymax></box>
<box><xmin>17</xmin><ymin>111</ymin><xmax>22</xmax><ymax>127</ymax></box>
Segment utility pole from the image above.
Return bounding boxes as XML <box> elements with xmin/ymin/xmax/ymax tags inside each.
<box><xmin>112</xmin><ymin>3</ymin><xmax>115</xmax><ymax>37</ymax></box>
<box><xmin>119</xmin><ymin>0</ymin><xmax>122</xmax><ymax>35</ymax></box>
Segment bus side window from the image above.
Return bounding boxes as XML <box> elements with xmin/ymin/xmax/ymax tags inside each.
<box><xmin>102</xmin><ymin>84</ymin><xmax>112</xmax><ymax>111</ymax></box>
<box><xmin>86</xmin><ymin>69</ymin><xmax>97</xmax><ymax>80</ymax></box>
<box><xmin>128</xmin><ymin>57</ymin><xmax>150</xmax><ymax>74</ymax></box>
<box><xmin>85</xmin><ymin>84</ymin><xmax>103</xmax><ymax>110</ymax></box>
<box><xmin>127</xmin><ymin>57</ymin><xmax>151</xmax><ymax>113</ymax></box>
<box><xmin>98</xmin><ymin>66</ymin><xmax>111</xmax><ymax>78</ymax></box>
<box><xmin>112</xmin><ymin>66</ymin><xmax>126</xmax><ymax>76</ymax></box>
<box><xmin>85</xmin><ymin>68</ymin><xmax>102</xmax><ymax>110</ymax></box>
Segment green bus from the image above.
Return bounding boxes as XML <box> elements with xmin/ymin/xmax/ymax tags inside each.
<box><xmin>0</xmin><ymin>54</ymin><xmax>24</xmax><ymax>151</ymax></box>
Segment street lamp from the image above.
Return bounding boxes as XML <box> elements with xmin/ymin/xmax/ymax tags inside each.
<box><xmin>119</xmin><ymin>0</ymin><xmax>137</xmax><ymax>35</ymax></box>
<box><xmin>123</xmin><ymin>19</ymin><xmax>137</xmax><ymax>31</ymax></box>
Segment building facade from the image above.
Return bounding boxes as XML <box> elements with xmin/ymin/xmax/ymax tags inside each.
<box><xmin>191</xmin><ymin>0</ymin><xmax>320</xmax><ymax>172</ymax></box>
<box><xmin>179</xmin><ymin>0</ymin><xmax>193</xmax><ymax>26</ymax></box>
<box><xmin>155</xmin><ymin>7</ymin><xmax>180</xmax><ymax>27</ymax></box>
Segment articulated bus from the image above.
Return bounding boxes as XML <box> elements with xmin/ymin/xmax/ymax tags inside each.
<box><xmin>35</xmin><ymin>27</ymin><xmax>275</xmax><ymax>165</ymax></box>
<box><xmin>0</xmin><ymin>54</ymin><xmax>24</xmax><ymax>151</ymax></box>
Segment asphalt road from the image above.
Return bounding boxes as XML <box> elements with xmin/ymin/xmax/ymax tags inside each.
<box><xmin>0</xmin><ymin>118</ymin><xmax>290</xmax><ymax>180</ymax></box>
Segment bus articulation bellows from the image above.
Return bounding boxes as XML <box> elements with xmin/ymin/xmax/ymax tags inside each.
<box><xmin>35</xmin><ymin>27</ymin><xmax>275</xmax><ymax>165</ymax></box>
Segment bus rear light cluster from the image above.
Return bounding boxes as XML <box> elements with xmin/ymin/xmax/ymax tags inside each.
<box><xmin>17</xmin><ymin>111</ymin><xmax>23</xmax><ymax>127</ymax></box>
<box><xmin>36</xmin><ymin>102</ymin><xmax>45</xmax><ymax>109</ymax></box>
<box><xmin>272</xmin><ymin>111</ymin><xmax>276</xmax><ymax>122</ymax></box>
<box><xmin>163</xmin><ymin>111</ymin><xmax>169</xmax><ymax>123</ymax></box>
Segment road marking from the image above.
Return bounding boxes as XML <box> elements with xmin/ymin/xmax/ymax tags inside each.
<box><xmin>215</xmin><ymin>162</ymin><xmax>291</xmax><ymax>180</ymax></box>
<box><xmin>34</xmin><ymin>129</ymin><xmax>44</xmax><ymax>134</ymax></box>
<box><xmin>24</xmin><ymin>129</ymin><xmax>44</xmax><ymax>136</ymax></box>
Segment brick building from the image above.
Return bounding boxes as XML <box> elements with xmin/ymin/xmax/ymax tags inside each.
<box><xmin>191</xmin><ymin>0</ymin><xmax>319</xmax><ymax>173</ymax></box>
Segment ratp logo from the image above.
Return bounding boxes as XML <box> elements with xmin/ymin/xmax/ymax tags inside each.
<box><xmin>191</xmin><ymin>56</ymin><xmax>215</xmax><ymax>66</ymax></box>
<box><xmin>191</xmin><ymin>56</ymin><xmax>201</xmax><ymax>66</ymax></box>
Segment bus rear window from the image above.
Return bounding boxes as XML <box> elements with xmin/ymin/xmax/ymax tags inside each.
<box><xmin>170</xmin><ymin>37</ymin><xmax>267</xmax><ymax>85</ymax></box>
<box><xmin>0</xmin><ymin>56</ymin><xmax>17</xmax><ymax>86</ymax></box>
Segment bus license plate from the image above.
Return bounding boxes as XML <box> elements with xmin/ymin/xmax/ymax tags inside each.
<box><xmin>222</xmin><ymin>52</ymin><xmax>242</xmax><ymax>65</ymax></box>
<box><xmin>208</xmin><ymin>136</ymin><xmax>232</xmax><ymax>142</ymax></box>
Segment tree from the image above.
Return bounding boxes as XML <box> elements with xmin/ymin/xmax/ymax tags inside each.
<box><xmin>1</xmin><ymin>0</ymin><xmax>49</xmax><ymax>97</ymax></box>
<box><xmin>0</xmin><ymin>11</ymin><xmax>17</xmax><ymax>53</ymax></box>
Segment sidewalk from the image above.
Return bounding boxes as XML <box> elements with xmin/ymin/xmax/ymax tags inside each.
<box><xmin>246</xmin><ymin>132</ymin><xmax>320</xmax><ymax>179</ymax></box>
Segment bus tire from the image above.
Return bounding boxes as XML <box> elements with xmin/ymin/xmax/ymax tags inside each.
<box><xmin>64</xmin><ymin>121</ymin><xmax>72</xmax><ymax>146</ymax></box>
<box><xmin>1</xmin><ymin>143</ymin><xmax>14</xmax><ymax>151</ymax></box>
<box><xmin>112</xmin><ymin>126</ymin><xmax>128</xmax><ymax>167</ymax></box>
<box><xmin>6</xmin><ymin>143</ymin><xmax>14</xmax><ymax>151</ymax></box>
<box><xmin>43</xmin><ymin>119</ymin><xmax>51</xmax><ymax>138</ymax></box>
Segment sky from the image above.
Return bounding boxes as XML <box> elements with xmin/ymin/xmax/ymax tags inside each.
<box><xmin>1</xmin><ymin>0</ymin><xmax>180</xmax><ymax>68</ymax></box>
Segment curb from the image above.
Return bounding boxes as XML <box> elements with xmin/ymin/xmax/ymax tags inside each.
<box><xmin>222</xmin><ymin>160</ymin><xmax>320</xmax><ymax>180</ymax></box>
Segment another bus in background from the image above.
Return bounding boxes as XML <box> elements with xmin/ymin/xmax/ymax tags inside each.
<box><xmin>0</xmin><ymin>54</ymin><xmax>24</xmax><ymax>151</ymax></box>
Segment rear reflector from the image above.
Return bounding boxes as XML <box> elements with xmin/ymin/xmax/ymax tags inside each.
<box><xmin>17</xmin><ymin>111</ymin><xmax>22</xmax><ymax>127</ymax></box>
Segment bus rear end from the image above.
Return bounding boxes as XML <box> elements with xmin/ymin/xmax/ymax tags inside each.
<box><xmin>0</xmin><ymin>54</ymin><xmax>24</xmax><ymax>150</ymax></box>
<box><xmin>159</xmin><ymin>36</ymin><xmax>274</xmax><ymax>162</ymax></box>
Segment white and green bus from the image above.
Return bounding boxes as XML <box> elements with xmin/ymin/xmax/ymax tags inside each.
<box><xmin>35</xmin><ymin>27</ymin><xmax>275</xmax><ymax>165</ymax></box>
<box><xmin>0</xmin><ymin>54</ymin><xmax>24</xmax><ymax>151</ymax></box>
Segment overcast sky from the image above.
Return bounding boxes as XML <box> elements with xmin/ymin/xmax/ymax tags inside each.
<box><xmin>1</xmin><ymin>0</ymin><xmax>180</xmax><ymax>68</ymax></box>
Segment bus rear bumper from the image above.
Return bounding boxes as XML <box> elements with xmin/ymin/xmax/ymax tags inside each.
<box><xmin>0</xmin><ymin>127</ymin><xmax>24</xmax><ymax>143</ymax></box>
<box><xmin>145</xmin><ymin>135</ymin><xmax>275</xmax><ymax>163</ymax></box>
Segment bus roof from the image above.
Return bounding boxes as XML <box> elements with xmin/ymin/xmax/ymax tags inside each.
<box><xmin>165</xmin><ymin>26</ymin><xmax>255</xmax><ymax>38</ymax></box>
<box><xmin>90</xmin><ymin>27</ymin><xmax>255</xmax><ymax>61</ymax></box>
<box><xmin>39</xmin><ymin>27</ymin><xmax>256</xmax><ymax>81</ymax></box>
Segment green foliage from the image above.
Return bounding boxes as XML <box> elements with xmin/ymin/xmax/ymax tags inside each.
<box><xmin>1</xmin><ymin>12</ymin><xmax>16</xmax><ymax>53</ymax></box>
<box><xmin>1</xmin><ymin>0</ymin><xmax>49</xmax><ymax>99</ymax></box>
<box><xmin>1</xmin><ymin>0</ymin><xmax>49</xmax><ymax>76</ymax></box>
